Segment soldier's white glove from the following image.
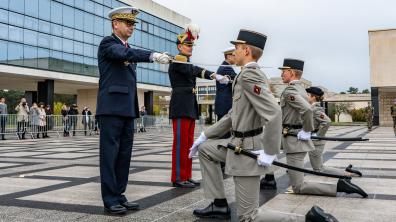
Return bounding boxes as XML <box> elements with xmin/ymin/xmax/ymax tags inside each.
<box><xmin>251</xmin><ymin>150</ymin><xmax>277</xmax><ymax>167</ymax></box>
<box><xmin>214</xmin><ymin>74</ymin><xmax>230</xmax><ymax>84</ymax></box>
<box><xmin>152</xmin><ymin>52</ymin><xmax>171</xmax><ymax>64</ymax></box>
<box><xmin>312</xmin><ymin>133</ymin><xmax>317</xmax><ymax>137</ymax></box>
<box><xmin>297</xmin><ymin>130</ymin><xmax>311</xmax><ymax>140</ymax></box>
<box><xmin>188</xmin><ymin>132</ymin><xmax>208</xmax><ymax>158</ymax></box>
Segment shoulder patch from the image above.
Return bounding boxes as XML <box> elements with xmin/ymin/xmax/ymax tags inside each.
<box><xmin>289</xmin><ymin>95</ymin><xmax>295</xmax><ymax>101</ymax></box>
<box><xmin>253</xmin><ymin>85</ymin><xmax>261</xmax><ymax>95</ymax></box>
<box><xmin>320</xmin><ymin>114</ymin><xmax>325</xmax><ymax>119</ymax></box>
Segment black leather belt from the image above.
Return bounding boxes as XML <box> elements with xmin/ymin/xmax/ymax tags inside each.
<box><xmin>231</xmin><ymin>128</ymin><xmax>263</xmax><ymax>138</ymax></box>
<box><xmin>172</xmin><ymin>87</ymin><xmax>196</xmax><ymax>95</ymax></box>
<box><xmin>282</xmin><ymin>124</ymin><xmax>302</xmax><ymax>129</ymax></box>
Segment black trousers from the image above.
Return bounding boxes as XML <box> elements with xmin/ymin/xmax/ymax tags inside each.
<box><xmin>0</xmin><ymin>116</ymin><xmax>7</xmax><ymax>139</ymax></box>
<box><xmin>17</xmin><ymin>121</ymin><xmax>26</xmax><ymax>138</ymax></box>
<box><xmin>99</xmin><ymin>115</ymin><xmax>134</xmax><ymax>207</ymax></box>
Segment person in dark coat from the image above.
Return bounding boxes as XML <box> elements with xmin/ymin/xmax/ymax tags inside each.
<box><xmin>96</xmin><ymin>6</ymin><xmax>170</xmax><ymax>215</ymax></box>
<box><xmin>168</xmin><ymin>24</ymin><xmax>230</xmax><ymax>188</ymax></box>
<box><xmin>67</xmin><ymin>104</ymin><xmax>78</xmax><ymax>136</ymax></box>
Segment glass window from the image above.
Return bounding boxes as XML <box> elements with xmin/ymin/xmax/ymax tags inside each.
<box><xmin>63</xmin><ymin>0</ymin><xmax>74</xmax><ymax>6</ymax></box>
<box><xmin>74</xmin><ymin>30</ymin><xmax>83</xmax><ymax>42</ymax></box>
<box><xmin>153</xmin><ymin>26</ymin><xmax>159</xmax><ymax>36</ymax></box>
<box><xmin>0</xmin><ymin>23</ymin><xmax>8</xmax><ymax>40</ymax></box>
<box><xmin>84</xmin><ymin>12</ymin><xmax>94</xmax><ymax>33</ymax></box>
<box><xmin>74</xmin><ymin>0</ymin><xmax>84</xmax><ymax>10</ymax></box>
<box><xmin>25</xmin><ymin>0</ymin><xmax>39</xmax><ymax>18</ymax></box>
<box><xmin>141</xmin><ymin>22</ymin><xmax>148</xmax><ymax>32</ymax></box>
<box><xmin>154</xmin><ymin>36</ymin><xmax>160</xmax><ymax>52</ymax></box>
<box><xmin>0</xmin><ymin>9</ymin><xmax>8</xmax><ymax>23</ymax></box>
<box><xmin>38</xmin><ymin>33</ymin><xmax>50</xmax><ymax>48</ymax></box>
<box><xmin>51</xmin><ymin>23</ymin><xmax>62</xmax><ymax>37</ymax></box>
<box><xmin>8</xmin><ymin>42</ymin><xmax>24</xmax><ymax>65</ymax></box>
<box><xmin>63</xmin><ymin>52</ymin><xmax>74</xmax><ymax>72</ymax></box>
<box><xmin>9</xmin><ymin>0</ymin><xmax>24</xmax><ymax>14</ymax></box>
<box><xmin>148</xmin><ymin>34</ymin><xmax>154</xmax><ymax>50</ymax></box>
<box><xmin>94</xmin><ymin>35</ymin><xmax>102</xmax><ymax>46</ymax></box>
<box><xmin>141</xmin><ymin>68</ymin><xmax>148</xmax><ymax>83</ymax></box>
<box><xmin>23</xmin><ymin>45</ymin><xmax>38</xmax><ymax>67</ymax></box>
<box><xmin>73</xmin><ymin>41</ymin><xmax>83</xmax><ymax>55</ymax></box>
<box><xmin>159</xmin><ymin>38</ymin><xmax>165</xmax><ymax>52</ymax></box>
<box><xmin>94</xmin><ymin>3</ymin><xmax>103</xmax><ymax>17</ymax></box>
<box><xmin>94</xmin><ymin>16</ymin><xmax>104</xmax><ymax>36</ymax></box>
<box><xmin>51</xmin><ymin>1</ymin><xmax>62</xmax><ymax>24</ymax></box>
<box><xmin>38</xmin><ymin>0</ymin><xmax>50</xmax><ymax>20</ymax></box>
<box><xmin>51</xmin><ymin>36</ymin><xmax>62</xmax><ymax>51</ymax></box>
<box><xmin>37</xmin><ymin>47</ymin><xmax>49</xmax><ymax>69</ymax></box>
<box><xmin>63</xmin><ymin>26</ymin><xmax>74</xmax><ymax>39</ymax></box>
<box><xmin>38</xmin><ymin>20</ymin><xmax>50</xmax><ymax>33</ymax></box>
<box><xmin>9</xmin><ymin>12</ymin><xmax>24</xmax><ymax>27</ymax></box>
<box><xmin>0</xmin><ymin>0</ymin><xmax>8</xmax><ymax>9</ymax></box>
<box><xmin>103</xmin><ymin>0</ymin><xmax>112</xmax><ymax>7</ymax></box>
<box><xmin>63</xmin><ymin>5</ymin><xmax>74</xmax><ymax>28</ymax></box>
<box><xmin>74</xmin><ymin>9</ymin><xmax>84</xmax><ymax>30</ymax></box>
<box><xmin>9</xmin><ymin>25</ymin><xmax>23</xmax><ymax>42</ymax></box>
<box><xmin>63</xmin><ymin>38</ymin><xmax>73</xmax><ymax>53</ymax></box>
<box><xmin>148</xmin><ymin>24</ymin><xmax>153</xmax><ymax>34</ymax></box>
<box><xmin>111</xmin><ymin>0</ymin><xmax>120</xmax><ymax>8</ymax></box>
<box><xmin>73</xmin><ymin>54</ymin><xmax>84</xmax><ymax>73</ymax></box>
<box><xmin>104</xmin><ymin>19</ymin><xmax>111</xmax><ymax>35</ymax></box>
<box><xmin>50</xmin><ymin>50</ymin><xmax>62</xmax><ymax>59</ymax></box>
<box><xmin>83</xmin><ymin>43</ymin><xmax>93</xmax><ymax>57</ymax></box>
<box><xmin>83</xmin><ymin>32</ymin><xmax>93</xmax><ymax>43</ymax></box>
<box><xmin>0</xmin><ymin>40</ymin><xmax>7</xmax><ymax>62</ymax></box>
<box><xmin>159</xmin><ymin>27</ymin><xmax>165</xmax><ymax>38</ymax></box>
<box><xmin>93</xmin><ymin>46</ymin><xmax>98</xmax><ymax>58</ymax></box>
<box><xmin>84</xmin><ymin>0</ymin><xmax>94</xmax><ymax>14</ymax></box>
<box><xmin>142</xmin><ymin>32</ymin><xmax>148</xmax><ymax>48</ymax></box>
<box><xmin>24</xmin><ymin>29</ymin><xmax>37</xmax><ymax>46</ymax></box>
<box><xmin>24</xmin><ymin>16</ymin><xmax>39</xmax><ymax>30</ymax></box>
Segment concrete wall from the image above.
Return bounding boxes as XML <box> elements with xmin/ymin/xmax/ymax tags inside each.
<box><xmin>369</xmin><ymin>30</ymin><xmax>396</xmax><ymax>87</ymax></box>
<box><xmin>77</xmin><ymin>89</ymin><xmax>98</xmax><ymax>114</ymax></box>
<box><xmin>379</xmin><ymin>90</ymin><xmax>396</xmax><ymax>126</ymax></box>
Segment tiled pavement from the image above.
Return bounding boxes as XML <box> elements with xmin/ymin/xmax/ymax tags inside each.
<box><xmin>0</xmin><ymin>126</ymin><xmax>395</xmax><ymax>221</ymax></box>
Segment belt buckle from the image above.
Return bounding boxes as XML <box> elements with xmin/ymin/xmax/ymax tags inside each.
<box><xmin>282</xmin><ymin>127</ymin><xmax>289</xmax><ymax>137</ymax></box>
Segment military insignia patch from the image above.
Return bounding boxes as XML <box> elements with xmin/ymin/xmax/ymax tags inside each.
<box><xmin>253</xmin><ymin>85</ymin><xmax>261</xmax><ymax>95</ymax></box>
<box><xmin>320</xmin><ymin>114</ymin><xmax>325</xmax><ymax>119</ymax></box>
<box><xmin>289</xmin><ymin>95</ymin><xmax>295</xmax><ymax>101</ymax></box>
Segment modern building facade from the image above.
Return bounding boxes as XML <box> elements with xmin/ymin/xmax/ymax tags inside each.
<box><xmin>369</xmin><ymin>29</ymin><xmax>396</xmax><ymax>126</ymax></box>
<box><xmin>0</xmin><ymin>0</ymin><xmax>190</xmax><ymax>114</ymax></box>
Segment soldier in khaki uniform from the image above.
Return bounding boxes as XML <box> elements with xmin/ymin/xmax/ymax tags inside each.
<box><xmin>366</xmin><ymin>102</ymin><xmax>374</xmax><ymax>131</ymax></box>
<box><xmin>391</xmin><ymin>99</ymin><xmax>396</xmax><ymax>135</ymax></box>
<box><xmin>306</xmin><ymin>87</ymin><xmax>362</xmax><ymax>177</ymax></box>
<box><xmin>279</xmin><ymin>59</ymin><xmax>367</xmax><ymax>198</ymax></box>
<box><xmin>189</xmin><ymin>30</ymin><xmax>338</xmax><ymax>222</ymax></box>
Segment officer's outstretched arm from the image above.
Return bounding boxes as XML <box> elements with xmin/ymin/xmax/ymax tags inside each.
<box><xmin>240</xmin><ymin>70</ymin><xmax>281</xmax><ymax>155</ymax></box>
<box><xmin>283</xmin><ymin>87</ymin><xmax>314</xmax><ymax>132</ymax></box>
<box><xmin>100</xmin><ymin>37</ymin><xmax>152</xmax><ymax>63</ymax></box>
<box><xmin>204</xmin><ymin>111</ymin><xmax>232</xmax><ymax>139</ymax></box>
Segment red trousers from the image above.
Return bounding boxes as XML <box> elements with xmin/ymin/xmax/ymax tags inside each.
<box><xmin>171</xmin><ymin>118</ymin><xmax>195</xmax><ymax>182</ymax></box>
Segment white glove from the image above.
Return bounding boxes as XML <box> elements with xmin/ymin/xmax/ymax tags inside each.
<box><xmin>152</xmin><ymin>52</ymin><xmax>171</xmax><ymax>64</ymax></box>
<box><xmin>312</xmin><ymin>133</ymin><xmax>317</xmax><ymax>137</ymax></box>
<box><xmin>214</xmin><ymin>74</ymin><xmax>230</xmax><ymax>84</ymax></box>
<box><xmin>188</xmin><ymin>132</ymin><xmax>208</xmax><ymax>158</ymax></box>
<box><xmin>297</xmin><ymin>130</ymin><xmax>311</xmax><ymax>140</ymax></box>
<box><xmin>251</xmin><ymin>150</ymin><xmax>277</xmax><ymax>167</ymax></box>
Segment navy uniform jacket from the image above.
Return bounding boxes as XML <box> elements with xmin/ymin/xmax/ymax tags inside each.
<box><xmin>214</xmin><ymin>61</ymin><xmax>237</xmax><ymax>116</ymax></box>
<box><xmin>168</xmin><ymin>58</ymin><xmax>214</xmax><ymax>119</ymax></box>
<box><xmin>96</xmin><ymin>34</ymin><xmax>152</xmax><ymax>117</ymax></box>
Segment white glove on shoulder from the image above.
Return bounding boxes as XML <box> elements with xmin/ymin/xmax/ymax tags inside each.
<box><xmin>251</xmin><ymin>150</ymin><xmax>277</xmax><ymax>167</ymax></box>
<box><xmin>297</xmin><ymin>130</ymin><xmax>311</xmax><ymax>141</ymax></box>
<box><xmin>214</xmin><ymin>74</ymin><xmax>230</xmax><ymax>84</ymax></box>
<box><xmin>152</xmin><ymin>52</ymin><xmax>171</xmax><ymax>64</ymax></box>
<box><xmin>188</xmin><ymin>132</ymin><xmax>208</xmax><ymax>158</ymax></box>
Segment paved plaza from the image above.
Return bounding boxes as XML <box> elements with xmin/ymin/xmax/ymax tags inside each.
<box><xmin>0</xmin><ymin>126</ymin><xmax>395</xmax><ymax>221</ymax></box>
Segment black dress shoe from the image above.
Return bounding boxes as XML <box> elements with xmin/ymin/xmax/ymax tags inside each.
<box><xmin>172</xmin><ymin>181</ymin><xmax>196</xmax><ymax>188</ymax></box>
<box><xmin>260</xmin><ymin>174</ymin><xmax>277</xmax><ymax>190</ymax></box>
<box><xmin>306</xmin><ymin>205</ymin><xmax>339</xmax><ymax>222</ymax></box>
<box><xmin>193</xmin><ymin>202</ymin><xmax>230</xmax><ymax>219</ymax></box>
<box><xmin>120</xmin><ymin>201</ymin><xmax>139</xmax><ymax>210</ymax></box>
<box><xmin>337</xmin><ymin>179</ymin><xmax>368</xmax><ymax>198</ymax></box>
<box><xmin>104</xmin><ymin>204</ymin><xmax>127</xmax><ymax>215</ymax></box>
<box><xmin>345</xmin><ymin>164</ymin><xmax>362</xmax><ymax>177</ymax></box>
<box><xmin>188</xmin><ymin>178</ymin><xmax>200</xmax><ymax>186</ymax></box>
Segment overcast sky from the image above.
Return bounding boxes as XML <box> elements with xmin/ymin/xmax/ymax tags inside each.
<box><xmin>154</xmin><ymin>0</ymin><xmax>396</xmax><ymax>92</ymax></box>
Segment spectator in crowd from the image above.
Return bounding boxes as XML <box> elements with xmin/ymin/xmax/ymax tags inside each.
<box><xmin>38</xmin><ymin>102</ymin><xmax>47</xmax><ymax>138</ymax></box>
<box><xmin>61</xmin><ymin>104</ymin><xmax>69</xmax><ymax>137</ymax></box>
<box><xmin>30</xmin><ymin>103</ymin><xmax>40</xmax><ymax>139</ymax></box>
<box><xmin>82</xmin><ymin>107</ymin><xmax>92</xmax><ymax>136</ymax></box>
<box><xmin>44</xmin><ymin>104</ymin><xmax>53</xmax><ymax>138</ymax></box>
<box><xmin>0</xmin><ymin>97</ymin><xmax>7</xmax><ymax>140</ymax></box>
<box><xmin>15</xmin><ymin>98</ymin><xmax>29</xmax><ymax>140</ymax></box>
<box><xmin>93</xmin><ymin>115</ymin><xmax>99</xmax><ymax>135</ymax></box>
<box><xmin>68</xmin><ymin>104</ymin><xmax>79</xmax><ymax>136</ymax></box>
<box><xmin>139</xmin><ymin>106</ymin><xmax>147</xmax><ymax>132</ymax></box>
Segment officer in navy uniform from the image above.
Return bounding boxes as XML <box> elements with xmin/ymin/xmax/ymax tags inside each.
<box><xmin>96</xmin><ymin>6</ymin><xmax>170</xmax><ymax>215</ymax></box>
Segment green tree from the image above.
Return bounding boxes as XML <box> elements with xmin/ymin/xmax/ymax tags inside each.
<box><xmin>361</xmin><ymin>89</ymin><xmax>370</xmax><ymax>94</ymax></box>
<box><xmin>334</xmin><ymin>103</ymin><xmax>349</xmax><ymax>122</ymax></box>
<box><xmin>347</xmin><ymin>87</ymin><xmax>359</xmax><ymax>94</ymax></box>
<box><xmin>340</xmin><ymin>91</ymin><xmax>346</xmax><ymax>94</ymax></box>
<box><xmin>0</xmin><ymin>90</ymin><xmax>25</xmax><ymax>114</ymax></box>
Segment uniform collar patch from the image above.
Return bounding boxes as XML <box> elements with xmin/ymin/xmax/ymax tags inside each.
<box><xmin>253</xmin><ymin>85</ymin><xmax>261</xmax><ymax>95</ymax></box>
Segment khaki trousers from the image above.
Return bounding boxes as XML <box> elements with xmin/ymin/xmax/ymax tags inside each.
<box><xmin>309</xmin><ymin>144</ymin><xmax>346</xmax><ymax>175</ymax></box>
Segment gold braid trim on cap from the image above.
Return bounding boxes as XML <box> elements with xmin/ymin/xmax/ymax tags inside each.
<box><xmin>111</xmin><ymin>13</ymin><xmax>137</xmax><ymax>21</ymax></box>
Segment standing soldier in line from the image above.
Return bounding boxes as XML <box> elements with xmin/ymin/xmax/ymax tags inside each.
<box><xmin>276</xmin><ymin>58</ymin><xmax>367</xmax><ymax>198</ymax></box>
<box><xmin>168</xmin><ymin>24</ymin><xmax>230</xmax><ymax>188</ymax></box>
<box><xmin>306</xmin><ymin>86</ymin><xmax>362</xmax><ymax>177</ymax></box>
<box><xmin>96</xmin><ymin>6</ymin><xmax>171</xmax><ymax>215</ymax></box>
<box><xmin>189</xmin><ymin>30</ymin><xmax>339</xmax><ymax>221</ymax></box>
<box><xmin>390</xmin><ymin>99</ymin><xmax>396</xmax><ymax>135</ymax></box>
<box><xmin>215</xmin><ymin>47</ymin><xmax>237</xmax><ymax>175</ymax></box>
<box><xmin>366</xmin><ymin>102</ymin><xmax>374</xmax><ymax>131</ymax></box>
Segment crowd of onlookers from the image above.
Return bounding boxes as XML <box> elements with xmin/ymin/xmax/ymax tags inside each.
<box><xmin>0</xmin><ymin>96</ymin><xmax>98</xmax><ymax>140</ymax></box>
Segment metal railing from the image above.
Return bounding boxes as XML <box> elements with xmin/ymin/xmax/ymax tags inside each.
<box><xmin>0</xmin><ymin>114</ymin><xmax>204</xmax><ymax>140</ymax></box>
